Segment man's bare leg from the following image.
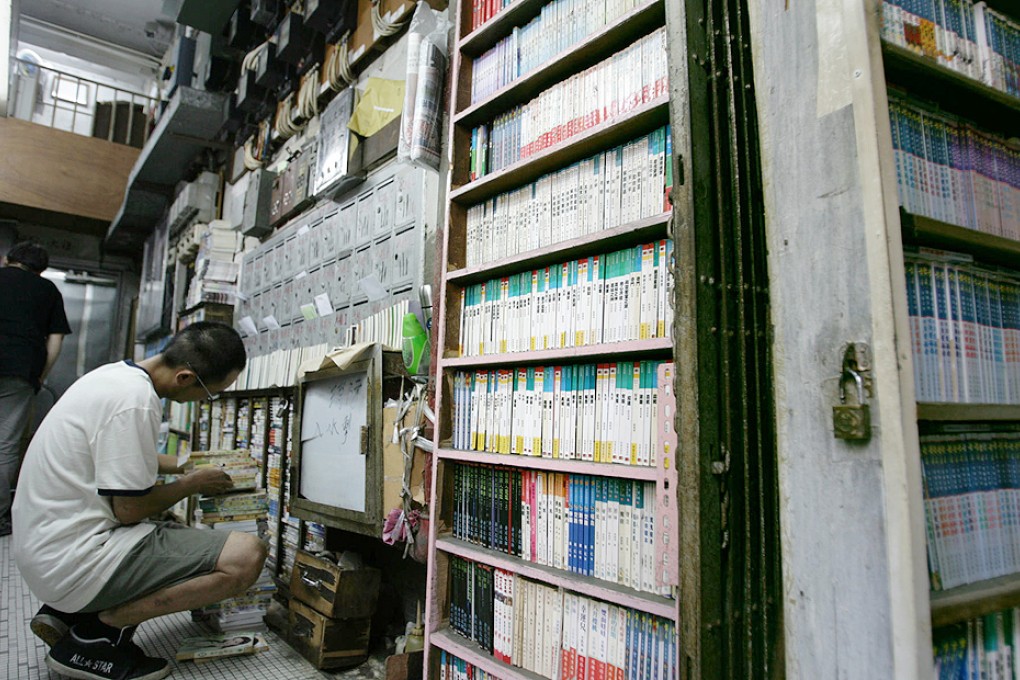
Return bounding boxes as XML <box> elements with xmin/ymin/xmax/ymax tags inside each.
<box><xmin>99</xmin><ymin>532</ymin><xmax>266</xmax><ymax>628</ymax></box>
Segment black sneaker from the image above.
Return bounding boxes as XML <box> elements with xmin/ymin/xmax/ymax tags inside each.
<box><xmin>45</xmin><ymin>627</ymin><xmax>171</xmax><ymax>680</ymax></box>
<box><xmin>31</xmin><ymin>605</ymin><xmax>91</xmax><ymax>647</ymax></box>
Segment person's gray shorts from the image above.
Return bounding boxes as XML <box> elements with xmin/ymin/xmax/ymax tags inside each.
<box><xmin>81</xmin><ymin>521</ymin><xmax>230</xmax><ymax>613</ymax></box>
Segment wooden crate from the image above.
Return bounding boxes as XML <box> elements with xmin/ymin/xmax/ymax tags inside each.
<box><xmin>288</xmin><ymin>598</ymin><xmax>371</xmax><ymax>670</ymax></box>
<box><xmin>290</xmin><ymin>550</ymin><xmax>381</xmax><ymax>619</ymax></box>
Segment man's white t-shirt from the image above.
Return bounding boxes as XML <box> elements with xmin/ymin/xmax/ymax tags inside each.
<box><xmin>12</xmin><ymin>360</ymin><xmax>161</xmax><ymax>612</ymax></box>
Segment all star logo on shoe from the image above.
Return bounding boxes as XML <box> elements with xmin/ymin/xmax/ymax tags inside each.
<box><xmin>68</xmin><ymin>653</ymin><xmax>115</xmax><ymax>674</ymax></box>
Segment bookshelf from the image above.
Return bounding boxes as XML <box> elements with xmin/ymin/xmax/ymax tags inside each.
<box><xmin>425</xmin><ymin>0</ymin><xmax>679</xmax><ymax>675</ymax></box>
<box><xmin>192</xmin><ymin>388</ymin><xmax>306</xmax><ymax>594</ymax></box>
<box><xmin>879</xmin><ymin>0</ymin><xmax>1020</xmax><ymax>660</ymax></box>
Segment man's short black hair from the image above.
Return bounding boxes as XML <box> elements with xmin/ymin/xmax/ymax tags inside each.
<box><xmin>163</xmin><ymin>322</ymin><xmax>247</xmax><ymax>384</ymax></box>
<box><xmin>5</xmin><ymin>242</ymin><xmax>49</xmax><ymax>273</ymax></box>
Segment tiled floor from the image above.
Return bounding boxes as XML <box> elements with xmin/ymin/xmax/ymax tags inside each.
<box><xmin>0</xmin><ymin>533</ymin><xmax>388</xmax><ymax>679</ymax></box>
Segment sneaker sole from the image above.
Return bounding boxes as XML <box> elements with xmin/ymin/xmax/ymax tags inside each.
<box><xmin>30</xmin><ymin>615</ymin><xmax>68</xmax><ymax>647</ymax></box>
<box><xmin>46</xmin><ymin>655</ymin><xmax>172</xmax><ymax>680</ymax></box>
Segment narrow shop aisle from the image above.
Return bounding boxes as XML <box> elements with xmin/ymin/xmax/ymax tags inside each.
<box><xmin>0</xmin><ymin>533</ymin><xmax>387</xmax><ymax>679</ymax></box>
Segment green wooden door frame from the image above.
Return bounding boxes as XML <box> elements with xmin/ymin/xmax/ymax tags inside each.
<box><xmin>665</xmin><ymin>0</ymin><xmax>783</xmax><ymax>677</ymax></box>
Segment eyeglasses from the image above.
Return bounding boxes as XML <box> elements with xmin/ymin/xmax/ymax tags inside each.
<box><xmin>186</xmin><ymin>361</ymin><xmax>220</xmax><ymax>402</ymax></box>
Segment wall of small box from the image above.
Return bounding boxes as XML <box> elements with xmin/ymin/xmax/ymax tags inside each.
<box><xmin>235</xmin><ymin>159</ymin><xmax>435</xmax><ymax>358</ymax></box>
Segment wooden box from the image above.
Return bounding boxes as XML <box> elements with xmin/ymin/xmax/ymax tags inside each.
<box><xmin>290</xmin><ymin>550</ymin><xmax>381</xmax><ymax>619</ymax></box>
<box><xmin>288</xmin><ymin>597</ymin><xmax>371</xmax><ymax>670</ymax></box>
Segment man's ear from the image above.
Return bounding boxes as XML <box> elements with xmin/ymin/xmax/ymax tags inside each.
<box><xmin>175</xmin><ymin>368</ymin><xmax>197</xmax><ymax>387</ymax></box>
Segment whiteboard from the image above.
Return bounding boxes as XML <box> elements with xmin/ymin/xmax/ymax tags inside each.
<box><xmin>299</xmin><ymin>369</ymin><xmax>369</xmax><ymax>511</ymax></box>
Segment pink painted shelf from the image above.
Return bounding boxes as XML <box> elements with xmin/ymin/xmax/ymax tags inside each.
<box><xmin>436</xmin><ymin>536</ymin><xmax>677</xmax><ymax>619</ymax></box>
<box><xmin>436</xmin><ymin>448</ymin><xmax>660</xmax><ymax>480</ymax></box>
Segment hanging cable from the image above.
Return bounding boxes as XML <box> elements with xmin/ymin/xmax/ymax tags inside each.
<box><xmin>371</xmin><ymin>0</ymin><xmax>409</xmax><ymax>38</ymax></box>
<box><xmin>243</xmin><ymin>120</ymin><xmax>270</xmax><ymax>170</ymax></box>
<box><xmin>297</xmin><ymin>65</ymin><xmax>320</xmax><ymax>120</ymax></box>
<box><xmin>325</xmin><ymin>32</ymin><xmax>355</xmax><ymax>91</ymax></box>
<box><xmin>242</xmin><ymin>41</ymin><xmax>269</xmax><ymax>73</ymax></box>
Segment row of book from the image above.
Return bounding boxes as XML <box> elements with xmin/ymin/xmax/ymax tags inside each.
<box><xmin>451</xmin><ymin>361</ymin><xmax>666</xmax><ymax>465</ymax></box>
<box><xmin>470</xmin><ymin>0</ymin><xmax>655</xmax><ymax>103</ymax></box>
<box><xmin>449</xmin><ymin>556</ymin><xmax>676</xmax><ymax>680</ymax></box>
<box><xmin>920</xmin><ymin>429</ymin><xmax>1020</xmax><ymax>591</ymax></box>
<box><xmin>469</xmin><ymin>0</ymin><xmax>517</xmax><ymax>32</ymax></box>
<box><xmin>469</xmin><ymin>27</ymin><xmax>668</xmax><ymax>179</ymax></box>
<box><xmin>889</xmin><ymin>94</ymin><xmax>1020</xmax><ymax>241</ymax></box>
<box><xmin>202</xmin><ymin>399</ymin><xmax>238</xmax><ymax>451</ymax></box>
<box><xmin>452</xmin><ymin>465</ymin><xmax>663</xmax><ymax>594</ymax></box>
<box><xmin>248</xmin><ymin>398</ymin><xmax>266</xmax><ymax>464</ymax></box>
<box><xmin>438</xmin><ymin>651</ymin><xmax>500</xmax><ymax>680</ymax></box>
<box><xmin>934</xmin><ymin>606</ymin><xmax>1020</xmax><ymax>678</ymax></box>
<box><xmin>881</xmin><ymin>0</ymin><xmax>1020</xmax><ymax>98</ymax></box>
<box><xmin>460</xmin><ymin>241</ymin><xmax>673</xmax><ymax>357</ymax></box>
<box><xmin>465</xmin><ymin>127</ymin><xmax>672</xmax><ymax>269</ymax></box>
<box><xmin>905</xmin><ymin>251</ymin><xmax>1020</xmax><ymax>405</ymax></box>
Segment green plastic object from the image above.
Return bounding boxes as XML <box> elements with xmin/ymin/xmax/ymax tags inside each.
<box><xmin>401</xmin><ymin>312</ymin><xmax>429</xmax><ymax>375</ymax></box>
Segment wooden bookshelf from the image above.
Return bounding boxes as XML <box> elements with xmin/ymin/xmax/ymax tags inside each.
<box><xmin>930</xmin><ymin>573</ymin><xmax>1020</xmax><ymax>628</ymax></box>
<box><xmin>447</xmin><ymin>212</ymin><xmax>670</xmax><ymax>285</ymax></box>
<box><xmin>900</xmin><ymin>211</ymin><xmax>1020</xmax><ymax>270</ymax></box>
<box><xmin>916</xmin><ymin>403</ymin><xmax>1020</xmax><ymax>423</ymax></box>
<box><xmin>436</xmin><ymin>536</ymin><xmax>676</xmax><ymax>618</ymax></box>
<box><xmin>449</xmin><ymin>96</ymin><xmax>670</xmax><ymax>204</ymax></box>
<box><xmin>427</xmin><ymin>0</ymin><xmax>678</xmax><ymax>672</ymax></box>
<box><xmin>455</xmin><ymin>0</ymin><xmax>666</xmax><ymax>125</ymax></box>
<box><xmin>881</xmin><ymin>42</ymin><xmax>1020</xmax><ymax>136</ymax></box>
<box><xmin>436</xmin><ymin>448</ymin><xmax>661</xmax><ymax>480</ymax></box>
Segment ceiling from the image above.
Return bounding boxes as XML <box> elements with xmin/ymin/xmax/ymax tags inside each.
<box><xmin>19</xmin><ymin>0</ymin><xmax>179</xmax><ymax>58</ymax></box>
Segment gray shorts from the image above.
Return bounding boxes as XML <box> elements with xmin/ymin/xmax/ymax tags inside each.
<box><xmin>81</xmin><ymin>521</ymin><xmax>230</xmax><ymax>613</ymax></box>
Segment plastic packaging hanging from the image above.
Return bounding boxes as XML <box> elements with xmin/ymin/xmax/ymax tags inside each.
<box><xmin>398</xmin><ymin>2</ymin><xmax>451</xmax><ymax>170</ymax></box>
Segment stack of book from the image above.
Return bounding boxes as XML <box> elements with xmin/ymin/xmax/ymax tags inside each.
<box><xmin>199</xmin><ymin>491</ymin><xmax>267</xmax><ymax>523</ymax></box>
<box><xmin>185</xmin><ymin>221</ymin><xmax>243</xmax><ymax>309</ymax></box>
<box><xmin>189</xmin><ymin>449</ymin><xmax>261</xmax><ymax>494</ymax></box>
<box><xmin>190</xmin><ymin>479</ymin><xmax>276</xmax><ymax>632</ymax></box>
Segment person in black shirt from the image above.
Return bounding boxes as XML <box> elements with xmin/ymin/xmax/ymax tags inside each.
<box><xmin>0</xmin><ymin>242</ymin><xmax>71</xmax><ymax>536</ymax></box>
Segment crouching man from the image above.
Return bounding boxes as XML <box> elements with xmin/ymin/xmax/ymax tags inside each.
<box><xmin>12</xmin><ymin>322</ymin><xmax>267</xmax><ymax>680</ymax></box>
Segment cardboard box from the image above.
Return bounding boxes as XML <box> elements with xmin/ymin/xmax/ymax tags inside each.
<box><xmin>381</xmin><ymin>404</ymin><xmax>427</xmax><ymax>516</ymax></box>
<box><xmin>291</xmin><ymin>550</ymin><xmax>381</xmax><ymax>619</ymax></box>
<box><xmin>289</xmin><ymin>597</ymin><xmax>371</xmax><ymax>670</ymax></box>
